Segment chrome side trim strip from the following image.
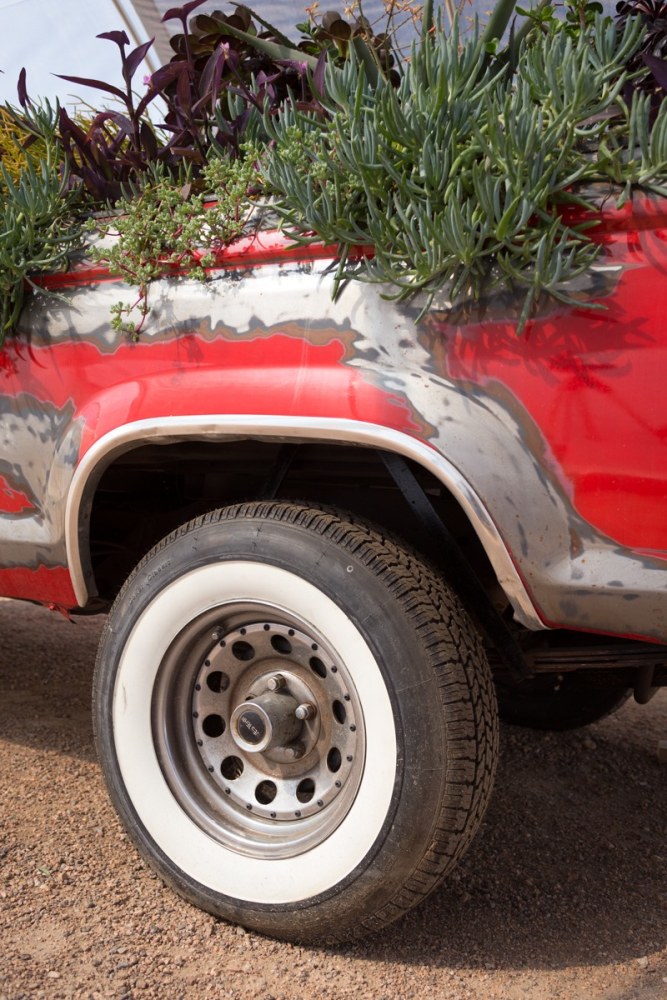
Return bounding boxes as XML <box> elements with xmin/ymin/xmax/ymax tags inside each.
<box><xmin>65</xmin><ymin>415</ymin><xmax>545</xmax><ymax>628</ymax></box>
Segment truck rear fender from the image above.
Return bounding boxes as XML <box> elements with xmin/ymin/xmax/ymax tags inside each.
<box><xmin>65</xmin><ymin>413</ymin><xmax>542</xmax><ymax>628</ymax></box>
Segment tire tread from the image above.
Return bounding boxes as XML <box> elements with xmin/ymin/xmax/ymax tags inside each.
<box><xmin>98</xmin><ymin>499</ymin><xmax>498</xmax><ymax>944</ymax></box>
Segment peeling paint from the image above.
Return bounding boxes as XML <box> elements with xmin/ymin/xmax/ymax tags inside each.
<box><xmin>0</xmin><ymin>197</ymin><xmax>666</xmax><ymax>642</ymax></box>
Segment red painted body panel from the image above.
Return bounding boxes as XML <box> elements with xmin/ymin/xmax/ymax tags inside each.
<box><xmin>0</xmin><ymin>328</ymin><xmax>420</xmax><ymax>606</ymax></box>
<box><xmin>0</xmin><ymin>566</ymin><xmax>76</xmax><ymax>605</ymax></box>
<box><xmin>437</xmin><ymin>204</ymin><xmax>667</xmax><ymax>554</ymax></box>
<box><xmin>2</xmin><ymin>335</ymin><xmax>419</xmax><ymax>459</ymax></box>
<box><xmin>0</xmin><ymin>475</ymin><xmax>33</xmax><ymax>514</ymax></box>
<box><xmin>2</xmin><ymin>196</ymin><xmax>667</xmax><ymax>636</ymax></box>
<box><xmin>35</xmin><ymin>230</ymin><xmax>374</xmax><ymax>290</ymax></box>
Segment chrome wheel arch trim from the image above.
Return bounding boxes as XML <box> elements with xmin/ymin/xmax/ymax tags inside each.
<box><xmin>64</xmin><ymin>415</ymin><xmax>544</xmax><ymax>628</ymax></box>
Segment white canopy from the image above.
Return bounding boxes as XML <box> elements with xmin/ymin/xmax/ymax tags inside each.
<box><xmin>0</xmin><ymin>0</ymin><xmax>171</xmax><ymax>106</ymax></box>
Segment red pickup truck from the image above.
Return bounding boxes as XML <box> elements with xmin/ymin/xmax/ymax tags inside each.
<box><xmin>1</xmin><ymin>194</ymin><xmax>665</xmax><ymax>942</ymax></box>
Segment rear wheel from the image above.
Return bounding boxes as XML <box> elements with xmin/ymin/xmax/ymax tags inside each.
<box><xmin>94</xmin><ymin>502</ymin><xmax>498</xmax><ymax>942</ymax></box>
<box><xmin>497</xmin><ymin>671</ymin><xmax>631</xmax><ymax>731</ymax></box>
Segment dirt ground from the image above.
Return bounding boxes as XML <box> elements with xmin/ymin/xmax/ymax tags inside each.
<box><xmin>1</xmin><ymin>598</ymin><xmax>665</xmax><ymax>1000</ymax></box>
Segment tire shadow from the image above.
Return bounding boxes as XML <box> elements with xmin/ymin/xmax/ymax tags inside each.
<box><xmin>0</xmin><ymin>599</ymin><xmax>103</xmax><ymax>763</ymax></box>
<box><xmin>1</xmin><ymin>599</ymin><xmax>665</xmax><ymax>971</ymax></box>
<box><xmin>356</xmin><ymin>694</ymin><xmax>667</xmax><ymax>971</ymax></box>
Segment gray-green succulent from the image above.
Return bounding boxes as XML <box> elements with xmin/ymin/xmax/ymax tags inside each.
<box><xmin>262</xmin><ymin>14</ymin><xmax>666</xmax><ymax>328</ymax></box>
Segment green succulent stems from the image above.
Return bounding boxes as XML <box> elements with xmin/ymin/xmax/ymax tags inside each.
<box><xmin>0</xmin><ymin>101</ymin><xmax>85</xmax><ymax>339</ymax></box>
<box><xmin>263</xmin><ymin>13</ymin><xmax>665</xmax><ymax>329</ymax></box>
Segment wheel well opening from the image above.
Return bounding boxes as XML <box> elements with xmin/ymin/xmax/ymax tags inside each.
<box><xmin>85</xmin><ymin>439</ymin><xmax>500</xmax><ymax>610</ymax></box>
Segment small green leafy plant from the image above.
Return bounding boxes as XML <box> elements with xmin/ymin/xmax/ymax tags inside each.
<box><xmin>91</xmin><ymin>149</ymin><xmax>261</xmax><ymax>336</ymax></box>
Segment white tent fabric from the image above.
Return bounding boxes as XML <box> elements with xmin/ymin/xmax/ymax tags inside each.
<box><xmin>0</xmin><ymin>0</ymin><xmax>171</xmax><ymax>106</ymax></box>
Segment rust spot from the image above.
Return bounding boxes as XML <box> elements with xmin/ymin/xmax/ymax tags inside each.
<box><xmin>570</xmin><ymin>529</ymin><xmax>583</xmax><ymax>559</ymax></box>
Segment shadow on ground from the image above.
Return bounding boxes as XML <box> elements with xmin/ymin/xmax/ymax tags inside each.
<box><xmin>1</xmin><ymin>598</ymin><xmax>665</xmax><ymax>973</ymax></box>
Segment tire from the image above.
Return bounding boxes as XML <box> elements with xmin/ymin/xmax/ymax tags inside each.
<box><xmin>93</xmin><ymin>501</ymin><xmax>498</xmax><ymax>943</ymax></box>
<box><xmin>497</xmin><ymin>670</ymin><xmax>631</xmax><ymax>731</ymax></box>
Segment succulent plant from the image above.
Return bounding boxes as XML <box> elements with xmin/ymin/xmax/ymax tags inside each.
<box><xmin>0</xmin><ymin>99</ymin><xmax>85</xmax><ymax>340</ymax></box>
<box><xmin>262</xmin><ymin>14</ymin><xmax>654</xmax><ymax>329</ymax></box>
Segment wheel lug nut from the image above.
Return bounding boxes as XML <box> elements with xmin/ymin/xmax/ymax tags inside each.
<box><xmin>284</xmin><ymin>741</ymin><xmax>305</xmax><ymax>760</ymax></box>
<box><xmin>295</xmin><ymin>702</ymin><xmax>316</xmax><ymax>721</ymax></box>
<box><xmin>267</xmin><ymin>673</ymin><xmax>286</xmax><ymax>691</ymax></box>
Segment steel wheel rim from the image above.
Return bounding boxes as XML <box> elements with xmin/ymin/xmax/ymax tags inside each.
<box><xmin>152</xmin><ymin>602</ymin><xmax>366</xmax><ymax>860</ymax></box>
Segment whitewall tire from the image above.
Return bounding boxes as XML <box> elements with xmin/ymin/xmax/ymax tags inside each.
<box><xmin>94</xmin><ymin>502</ymin><xmax>498</xmax><ymax>942</ymax></box>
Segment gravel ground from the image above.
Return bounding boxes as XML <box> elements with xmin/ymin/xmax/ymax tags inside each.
<box><xmin>1</xmin><ymin>598</ymin><xmax>666</xmax><ymax>1000</ymax></box>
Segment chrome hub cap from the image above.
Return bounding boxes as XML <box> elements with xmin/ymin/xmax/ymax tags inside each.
<box><xmin>192</xmin><ymin>622</ymin><xmax>360</xmax><ymax>822</ymax></box>
<box><xmin>153</xmin><ymin>609</ymin><xmax>365</xmax><ymax>858</ymax></box>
